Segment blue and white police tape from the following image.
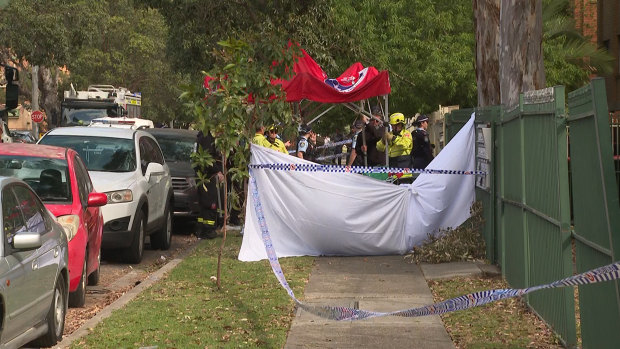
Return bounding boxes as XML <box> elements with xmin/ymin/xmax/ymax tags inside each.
<box><xmin>315</xmin><ymin>153</ymin><xmax>349</xmax><ymax>162</ymax></box>
<box><xmin>315</xmin><ymin>138</ymin><xmax>352</xmax><ymax>150</ymax></box>
<box><xmin>249</xmin><ymin>169</ymin><xmax>620</xmax><ymax>321</ymax></box>
<box><xmin>287</xmin><ymin>139</ymin><xmax>353</xmax><ymax>154</ymax></box>
<box><xmin>249</xmin><ymin>163</ymin><xmax>486</xmax><ymax>176</ymax></box>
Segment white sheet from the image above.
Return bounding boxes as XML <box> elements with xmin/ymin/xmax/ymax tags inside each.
<box><xmin>239</xmin><ymin>114</ymin><xmax>476</xmax><ymax>261</ymax></box>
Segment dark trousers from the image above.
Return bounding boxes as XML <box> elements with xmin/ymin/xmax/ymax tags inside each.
<box><xmin>197</xmin><ymin>176</ymin><xmax>220</xmax><ymax>236</ymax></box>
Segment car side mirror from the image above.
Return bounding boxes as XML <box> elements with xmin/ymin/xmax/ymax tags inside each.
<box><xmin>145</xmin><ymin>162</ymin><xmax>164</xmax><ymax>181</ymax></box>
<box><xmin>13</xmin><ymin>232</ymin><xmax>42</xmax><ymax>250</ymax></box>
<box><xmin>87</xmin><ymin>192</ymin><xmax>108</xmax><ymax>207</ymax></box>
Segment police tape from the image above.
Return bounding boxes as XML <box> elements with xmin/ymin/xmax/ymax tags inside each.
<box><xmin>249</xmin><ymin>169</ymin><xmax>620</xmax><ymax>321</ymax></box>
<box><xmin>249</xmin><ymin>163</ymin><xmax>486</xmax><ymax>176</ymax></box>
<box><xmin>287</xmin><ymin>139</ymin><xmax>353</xmax><ymax>154</ymax></box>
<box><xmin>315</xmin><ymin>153</ymin><xmax>349</xmax><ymax>162</ymax></box>
<box><xmin>315</xmin><ymin>138</ymin><xmax>353</xmax><ymax>150</ymax></box>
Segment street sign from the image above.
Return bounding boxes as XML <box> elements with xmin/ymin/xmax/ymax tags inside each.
<box><xmin>31</xmin><ymin>110</ymin><xmax>44</xmax><ymax>123</ymax></box>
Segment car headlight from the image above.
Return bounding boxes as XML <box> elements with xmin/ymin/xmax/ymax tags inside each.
<box><xmin>106</xmin><ymin>189</ymin><xmax>133</xmax><ymax>203</ymax></box>
<box><xmin>188</xmin><ymin>177</ymin><xmax>197</xmax><ymax>187</ymax></box>
<box><xmin>57</xmin><ymin>215</ymin><xmax>79</xmax><ymax>241</ymax></box>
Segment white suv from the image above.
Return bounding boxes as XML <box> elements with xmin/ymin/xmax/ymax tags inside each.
<box><xmin>39</xmin><ymin>127</ymin><xmax>173</xmax><ymax>263</ymax></box>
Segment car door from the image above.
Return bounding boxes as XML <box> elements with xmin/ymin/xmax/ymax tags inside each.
<box><xmin>74</xmin><ymin>154</ymin><xmax>101</xmax><ymax>269</ymax></box>
<box><xmin>12</xmin><ymin>184</ymin><xmax>59</xmax><ymax>320</ymax></box>
<box><xmin>1</xmin><ymin>184</ymin><xmax>40</xmax><ymax>338</ymax></box>
<box><xmin>145</xmin><ymin>136</ymin><xmax>169</xmax><ymax>218</ymax></box>
<box><xmin>139</xmin><ymin>136</ymin><xmax>166</xmax><ymax>225</ymax></box>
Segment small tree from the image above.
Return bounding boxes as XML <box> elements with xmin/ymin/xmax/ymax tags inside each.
<box><xmin>182</xmin><ymin>36</ymin><xmax>299</xmax><ymax>289</ymax></box>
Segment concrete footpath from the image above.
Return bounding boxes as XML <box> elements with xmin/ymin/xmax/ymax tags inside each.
<box><xmin>285</xmin><ymin>256</ymin><xmax>499</xmax><ymax>349</ymax></box>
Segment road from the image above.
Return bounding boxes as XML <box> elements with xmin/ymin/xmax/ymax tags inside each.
<box><xmin>63</xmin><ymin>222</ymin><xmax>200</xmax><ymax>336</ymax></box>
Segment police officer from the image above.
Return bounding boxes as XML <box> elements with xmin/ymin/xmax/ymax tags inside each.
<box><xmin>266</xmin><ymin>125</ymin><xmax>288</xmax><ymax>154</ymax></box>
<box><xmin>296</xmin><ymin>124</ymin><xmax>317</xmax><ymax>161</ymax></box>
<box><xmin>411</xmin><ymin>114</ymin><xmax>434</xmax><ymax>169</ymax></box>
<box><xmin>193</xmin><ymin>130</ymin><xmax>224</xmax><ymax>239</ymax></box>
<box><xmin>376</xmin><ymin>112</ymin><xmax>412</xmax><ymax>168</ymax></box>
<box><xmin>252</xmin><ymin>125</ymin><xmax>271</xmax><ymax>148</ymax></box>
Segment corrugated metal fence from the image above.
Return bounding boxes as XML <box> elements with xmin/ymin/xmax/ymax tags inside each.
<box><xmin>444</xmin><ymin>78</ymin><xmax>620</xmax><ymax>348</ymax></box>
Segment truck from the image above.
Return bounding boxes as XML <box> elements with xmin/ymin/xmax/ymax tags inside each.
<box><xmin>61</xmin><ymin>84</ymin><xmax>142</xmax><ymax>126</ymax></box>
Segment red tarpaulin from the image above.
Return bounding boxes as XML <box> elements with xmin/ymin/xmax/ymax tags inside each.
<box><xmin>278</xmin><ymin>49</ymin><xmax>391</xmax><ymax>103</ymax></box>
<box><xmin>204</xmin><ymin>48</ymin><xmax>390</xmax><ymax>104</ymax></box>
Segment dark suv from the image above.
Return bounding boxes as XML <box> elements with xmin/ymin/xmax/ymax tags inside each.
<box><xmin>146</xmin><ymin>128</ymin><xmax>200</xmax><ymax>223</ymax></box>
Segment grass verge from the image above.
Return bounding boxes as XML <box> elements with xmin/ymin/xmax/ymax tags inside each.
<box><xmin>428</xmin><ymin>275</ymin><xmax>563</xmax><ymax>348</ymax></box>
<box><xmin>71</xmin><ymin>234</ymin><xmax>314</xmax><ymax>348</ymax></box>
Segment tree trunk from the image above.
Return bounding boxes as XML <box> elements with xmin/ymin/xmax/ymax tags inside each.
<box><xmin>38</xmin><ymin>66</ymin><xmax>60</xmax><ymax>127</ymax></box>
<box><xmin>499</xmin><ymin>0</ymin><xmax>546</xmax><ymax>107</ymax></box>
<box><xmin>473</xmin><ymin>0</ymin><xmax>501</xmax><ymax>107</ymax></box>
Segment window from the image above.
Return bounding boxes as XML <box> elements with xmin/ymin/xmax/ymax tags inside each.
<box><xmin>2</xmin><ymin>186</ymin><xmax>27</xmax><ymax>252</ymax></box>
<box><xmin>145</xmin><ymin>137</ymin><xmax>164</xmax><ymax>165</ymax></box>
<box><xmin>139</xmin><ymin>137</ymin><xmax>153</xmax><ymax>175</ymax></box>
<box><xmin>0</xmin><ymin>155</ymin><xmax>72</xmax><ymax>203</ymax></box>
<box><xmin>154</xmin><ymin>134</ymin><xmax>195</xmax><ymax>163</ymax></box>
<box><xmin>73</xmin><ymin>154</ymin><xmax>92</xmax><ymax>207</ymax></box>
<box><xmin>39</xmin><ymin>135</ymin><xmax>136</xmax><ymax>172</ymax></box>
<box><xmin>13</xmin><ymin>185</ymin><xmax>48</xmax><ymax>234</ymax></box>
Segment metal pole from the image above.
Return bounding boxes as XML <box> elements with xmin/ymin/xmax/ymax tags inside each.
<box><xmin>360</xmin><ymin>101</ymin><xmax>368</xmax><ymax>167</ymax></box>
<box><xmin>384</xmin><ymin>95</ymin><xmax>389</xmax><ymax>166</ymax></box>
<box><xmin>307</xmin><ymin>105</ymin><xmax>336</xmax><ymax>125</ymax></box>
<box><xmin>32</xmin><ymin>66</ymin><xmax>39</xmax><ymax>140</ymax></box>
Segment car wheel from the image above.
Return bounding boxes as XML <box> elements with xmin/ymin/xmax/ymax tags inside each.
<box><xmin>152</xmin><ymin>204</ymin><xmax>172</xmax><ymax>250</ymax></box>
<box><xmin>88</xmin><ymin>248</ymin><xmax>101</xmax><ymax>286</ymax></box>
<box><xmin>69</xmin><ymin>257</ymin><xmax>87</xmax><ymax>307</ymax></box>
<box><xmin>32</xmin><ymin>274</ymin><xmax>67</xmax><ymax>347</ymax></box>
<box><xmin>123</xmin><ymin>209</ymin><xmax>145</xmax><ymax>264</ymax></box>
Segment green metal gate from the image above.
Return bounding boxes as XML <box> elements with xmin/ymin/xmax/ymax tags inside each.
<box><xmin>567</xmin><ymin>78</ymin><xmax>620</xmax><ymax>348</ymax></box>
<box><xmin>474</xmin><ymin>106</ymin><xmax>501</xmax><ymax>264</ymax></box>
<box><xmin>444</xmin><ymin>108</ymin><xmax>472</xmax><ymax>144</ymax></box>
<box><xmin>497</xmin><ymin>86</ymin><xmax>576</xmax><ymax>346</ymax></box>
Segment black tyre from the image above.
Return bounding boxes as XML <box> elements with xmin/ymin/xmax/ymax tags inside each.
<box><xmin>123</xmin><ymin>209</ymin><xmax>145</xmax><ymax>264</ymax></box>
<box><xmin>88</xmin><ymin>248</ymin><xmax>101</xmax><ymax>286</ymax></box>
<box><xmin>33</xmin><ymin>274</ymin><xmax>67</xmax><ymax>347</ymax></box>
<box><xmin>152</xmin><ymin>204</ymin><xmax>172</xmax><ymax>250</ymax></box>
<box><xmin>68</xmin><ymin>257</ymin><xmax>87</xmax><ymax>307</ymax></box>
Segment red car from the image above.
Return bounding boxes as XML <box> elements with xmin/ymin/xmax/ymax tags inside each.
<box><xmin>0</xmin><ymin>143</ymin><xmax>107</xmax><ymax>307</ymax></box>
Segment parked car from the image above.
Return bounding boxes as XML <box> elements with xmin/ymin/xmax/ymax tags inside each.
<box><xmin>10</xmin><ymin>130</ymin><xmax>37</xmax><ymax>143</ymax></box>
<box><xmin>0</xmin><ymin>176</ymin><xmax>69</xmax><ymax>348</ymax></box>
<box><xmin>0</xmin><ymin>143</ymin><xmax>107</xmax><ymax>307</ymax></box>
<box><xmin>145</xmin><ymin>128</ymin><xmax>200</xmax><ymax>223</ymax></box>
<box><xmin>38</xmin><ymin>127</ymin><xmax>173</xmax><ymax>263</ymax></box>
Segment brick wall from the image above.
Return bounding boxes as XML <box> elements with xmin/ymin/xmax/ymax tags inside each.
<box><xmin>574</xmin><ymin>0</ymin><xmax>598</xmax><ymax>42</ymax></box>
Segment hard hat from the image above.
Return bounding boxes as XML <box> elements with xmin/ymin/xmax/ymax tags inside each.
<box><xmin>389</xmin><ymin>113</ymin><xmax>405</xmax><ymax>125</ymax></box>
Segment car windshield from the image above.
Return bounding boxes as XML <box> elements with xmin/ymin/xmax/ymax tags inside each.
<box><xmin>39</xmin><ymin>135</ymin><xmax>136</xmax><ymax>172</ymax></box>
<box><xmin>154</xmin><ymin>134</ymin><xmax>195</xmax><ymax>163</ymax></box>
<box><xmin>0</xmin><ymin>156</ymin><xmax>72</xmax><ymax>203</ymax></box>
<box><xmin>62</xmin><ymin>108</ymin><xmax>109</xmax><ymax>126</ymax></box>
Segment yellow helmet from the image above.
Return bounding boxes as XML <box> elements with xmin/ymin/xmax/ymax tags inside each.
<box><xmin>389</xmin><ymin>112</ymin><xmax>405</xmax><ymax>125</ymax></box>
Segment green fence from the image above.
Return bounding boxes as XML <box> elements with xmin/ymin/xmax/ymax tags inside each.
<box><xmin>445</xmin><ymin>86</ymin><xmax>581</xmax><ymax>346</ymax></box>
<box><xmin>567</xmin><ymin>78</ymin><xmax>620</xmax><ymax>348</ymax></box>
<box><xmin>443</xmin><ymin>79</ymin><xmax>620</xmax><ymax>347</ymax></box>
<box><xmin>473</xmin><ymin>106</ymin><xmax>500</xmax><ymax>264</ymax></box>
